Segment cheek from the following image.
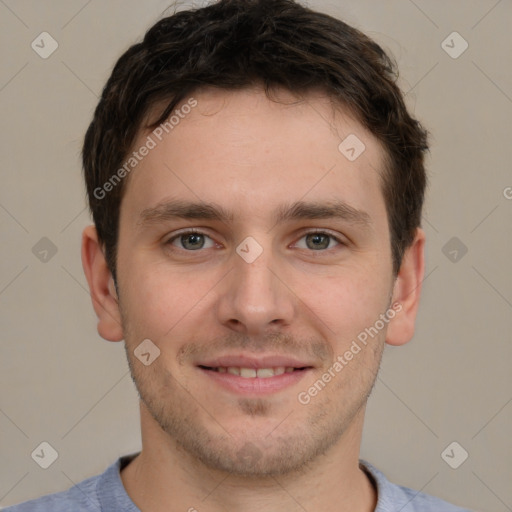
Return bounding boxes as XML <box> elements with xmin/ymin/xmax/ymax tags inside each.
<box><xmin>119</xmin><ymin>257</ymin><xmax>222</xmax><ymax>341</ymax></box>
<box><xmin>294</xmin><ymin>263</ymin><xmax>391</xmax><ymax>343</ymax></box>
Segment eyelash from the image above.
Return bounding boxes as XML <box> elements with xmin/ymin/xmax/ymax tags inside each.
<box><xmin>165</xmin><ymin>229</ymin><xmax>346</xmax><ymax>252</ymax></box>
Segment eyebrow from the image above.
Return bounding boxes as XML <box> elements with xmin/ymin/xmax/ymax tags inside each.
<box><xmin>138</xmin><ymin>200</ymin><xmax>234</xmax><ymax>226</ymax></box>
<box><xmin>274</xmin><ymin>201</ymin><xmax>371</xmax><ymax>226</ymax></box>
<box><xmin>138</xmin><ymin>199</ymin><xmax>372</xmax><ymax>229</ymax></box>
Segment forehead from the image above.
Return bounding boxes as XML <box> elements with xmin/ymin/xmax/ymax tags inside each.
<box><xmin>120</xmin><ymin>86</ymin><xmax>388</xmax><ymax>226</ymax></box>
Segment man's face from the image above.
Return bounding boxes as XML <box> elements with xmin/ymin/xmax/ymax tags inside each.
<box><xmin>115</xmin><ymin>86</ymin><xmax>396</xmax><ymax>476</ymax></box>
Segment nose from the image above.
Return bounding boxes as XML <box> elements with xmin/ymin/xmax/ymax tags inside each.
<box><xmin>215</xmin><ymin>247</ymin><xmax>296</xmax><ymax>336</ymax></box>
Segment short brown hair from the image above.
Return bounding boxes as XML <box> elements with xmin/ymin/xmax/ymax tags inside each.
<box><xmin>82</xmin><ymin>0</ymin><xmax>428</xmax><ymax>282</ymax></box>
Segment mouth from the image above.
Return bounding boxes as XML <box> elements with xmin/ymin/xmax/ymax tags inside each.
<box><xmin>196</xmin><ymin>356</ymin><xmax>314</xmax><ymax>395</ymax></box>
<box><xmin>198</xmin><ymin>365</ymin><xmax>310</xmax><ymax>378</ymax></box>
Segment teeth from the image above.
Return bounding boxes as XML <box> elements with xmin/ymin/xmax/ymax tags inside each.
<box><xmin>256</xmin><ymin>368</ymin><xmax>275</xmax><ymax>378</ymax></box>
<box><xmin>240</xmin><ymin>368</ymin><xmax>257</xmax><ymax>378</ymax></box>
<box><xmin>216</xmin><ymin>366</ymin><xmax>289</xmax><ymax>378</ymax></box>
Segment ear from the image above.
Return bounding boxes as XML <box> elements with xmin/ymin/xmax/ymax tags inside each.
<box><xmin>386</xmin><ymin>228</ymin><xmax>425</xmax><ymax>346</ymax></box>
<box><xmin>81</xmin><ymin>225</ymin><xmax>124</xmax><ymax>342</ymax></box>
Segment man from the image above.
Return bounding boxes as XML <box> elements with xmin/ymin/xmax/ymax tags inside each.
<box><xmin>6</xmin><ymin>0</ymin><xmax>473</xmax><ymax>510</ymax></box>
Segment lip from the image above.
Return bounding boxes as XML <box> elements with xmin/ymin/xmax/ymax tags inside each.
<box><xmin>196</xmin><ymin>354</ymin><xmax>314</xmax><ymax>369</ymax></box>
<box><xmin>196</xmin><ymin>353</ymin><xmax>315</xmax><ymax>396</ymax></box>
<box><xmin>198</xmin><ymin>366</ymin><xmax>313</xmax><ymax>395</ymax></box>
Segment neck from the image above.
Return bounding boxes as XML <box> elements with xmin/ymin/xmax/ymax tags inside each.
<box><xmin>121</xmin><ymin>404</ymin><xmax>377</xmax><ymax>512</ymax></box>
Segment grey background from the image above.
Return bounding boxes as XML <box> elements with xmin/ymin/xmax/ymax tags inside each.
<box><xmin>1</xmin><ymin>0</ymin><xmax>511</xmax><ymax>510</ymax></box>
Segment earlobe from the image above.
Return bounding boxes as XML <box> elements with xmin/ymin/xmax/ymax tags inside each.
<box><xmin>385</xmin><ymin>228</ymin><xmax>425</xmax><ymax>347</ymax></box>
<box><xmin>81</xmin><ymin>225</ymin><xmax>124</xmax><ymax>342</ymax></box>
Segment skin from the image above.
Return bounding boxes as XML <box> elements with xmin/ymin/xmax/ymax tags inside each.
<box><xmin>82</xmin><ymin>85</ymin><xmax>425</xmax><ymax>512</ymax></box>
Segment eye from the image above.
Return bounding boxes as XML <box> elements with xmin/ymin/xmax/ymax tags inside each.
<box><xmin>167</xmin><ymin>231</ymin><xmax>216</xmax><ymax>251</ymax></box>
<box><xmin>295</xmin><ymin>232</ymin><xmax>342</xmax><ymax>251</ymax></box>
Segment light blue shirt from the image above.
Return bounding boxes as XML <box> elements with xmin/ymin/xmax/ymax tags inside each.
<box><xmin>3</xmin><ymin>454</ymin><xmax>473</xmax><ymax>511</ymax></box>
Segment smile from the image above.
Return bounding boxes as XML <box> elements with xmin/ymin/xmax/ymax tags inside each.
<box><xmin>197</xmin><ymin>364</ymin><xmax>312</xmax><ymax>395</ymax></box>
<box><xmin>199</xmin><ymin>366</ymin><xmax>308</xmax><ymax>378</ymax></box>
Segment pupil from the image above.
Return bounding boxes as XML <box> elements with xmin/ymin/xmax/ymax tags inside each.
<box><xmin>183</xmin><ymin>234</ymin><xmax>204</xmax><ymax>250</ymax></box>
<box><xmin>307</xmin><ymin>233</ymin><xmax>329</xmax><ymax>250</ymax></box>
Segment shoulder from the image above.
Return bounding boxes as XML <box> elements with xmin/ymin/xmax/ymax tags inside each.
<box><xmin>360</xmin><ymin>460</ymin><xmax>474</xmax><ymax>512</ymax></box>
<box><xmin>2</xmin><ymin>456</ymin><xmax>134</xmax><ymax>512</ymax></box>
<box><xmin>2</xmin><ymin>473</ymin><xmax>101</xmax><ymax>512</ymax></box>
